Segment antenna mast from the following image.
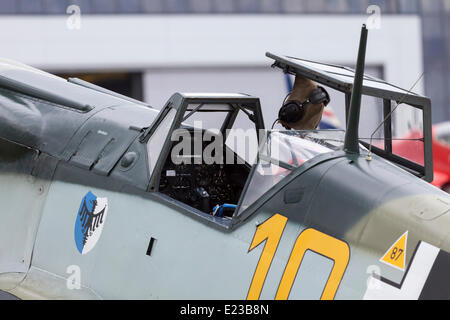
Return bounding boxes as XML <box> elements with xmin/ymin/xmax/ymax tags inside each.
<box><xmin>344</xmin><ymin>24</ymin><xmax>369</xmax><ymax>154</ymax></box>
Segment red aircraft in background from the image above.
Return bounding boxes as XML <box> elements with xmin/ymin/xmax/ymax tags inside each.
<box><xmin>392</xmin><ymin>122</ymin><xmax>450</xmax><ymax>193</ymax></box>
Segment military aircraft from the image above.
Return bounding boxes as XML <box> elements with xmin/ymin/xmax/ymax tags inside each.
<box><xmin>0</xmin><ymin>25</ymin><xmax>449</xmax><ymax>300</ymax></box>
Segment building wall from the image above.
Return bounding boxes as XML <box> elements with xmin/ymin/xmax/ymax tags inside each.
<box><xmin>0</xmin><ymin>15</ymin><xmax>423</xmax><ymax>135</ymax></box>
<box><xmin>0</xmin><ymin>0</ymin><xmax>448</xmax><ymax>123</ymax></box>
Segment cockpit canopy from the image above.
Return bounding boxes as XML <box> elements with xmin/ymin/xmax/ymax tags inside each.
<box><xmin>267</xmin><ymin>52</ymin><xmax>433</xmax><ymax>182</ymax></box>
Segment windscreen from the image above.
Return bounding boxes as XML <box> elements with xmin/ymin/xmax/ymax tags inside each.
<box><xmin>260</xmin><ymin>130</ymin><xmax>345</xmax><ymax>168</ymax></box>
<box><xmin>236</xmin><ymin>130</ymin><xmax>344</xmax><ymax>216</ymax></box>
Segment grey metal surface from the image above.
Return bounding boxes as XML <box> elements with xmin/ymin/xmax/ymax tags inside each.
<box><xmin>0</xmin><ymin>290</ymin><xmax>19</xmax><ymax>300</ymax></box>
<box><xmin>67</xmin><ymin>77</ymin><xmax>153</xmax><ymax>109</ymax></box>
<box><xmin>0</xmin><ymin>65</ymin><xmax>159</xmax><ymax>163</ymax></box>
<box><xmin>0</xmin><ymin>55</ymin><xmax>449</xmax><ymax>300</ymax></box>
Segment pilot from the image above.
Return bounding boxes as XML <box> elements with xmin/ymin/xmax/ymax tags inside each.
<box><xmin>277</xmin><ymin>75</ymin><xmax>330</xmax><ymax>130</ymax></box>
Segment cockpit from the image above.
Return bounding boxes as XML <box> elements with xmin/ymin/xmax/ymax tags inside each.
<box><xmin>141</xmin><ymin>92</ymin><xmax>349</xmax><ymax>224</ymax></box>
<box><xmin>144</xmin><ymin>94</ymin><xmax>263</xmax><ymax>220</ymax></box>
<box><xmin>0</xmin><ymin>53</ymin><xmax>433</xmax><ymax>231</ymax></box>
<box><xmin>138</xmin><ymin>53</ymin><xmax>432</xmax><ymax>228</ymax></box>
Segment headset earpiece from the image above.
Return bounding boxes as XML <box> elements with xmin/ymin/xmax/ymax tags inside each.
<box><xmin>278</xmin><ymin>101</ymin><xmax>305</xmax><ymax>124</ymax></box>
<box><xmin>309</xmin><ymin>86</ymin><xmax>330</xmax><ymax>106</ymax></box>
<box><xmin>277</xmin><ymin>86</ymin><xmax>331</xmax><ymax>128</ymax></box>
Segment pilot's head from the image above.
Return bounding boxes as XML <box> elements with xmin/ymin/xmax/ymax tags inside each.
<box><xmin>278</xmin><ymin>76</ymin><xmax>330</xmax><ymax>130</ymax></box>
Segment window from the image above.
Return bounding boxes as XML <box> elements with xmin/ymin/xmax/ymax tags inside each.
<box><xmin>147</xmin><ymin>108</ymin><xmax>177</xmax><ymax>175</ymax></box>
<box><xmin>237</xmin><ymin>159</ymin><xmax>291</xmax><ymax>215</ymax></box>
<box><xmin>236</xmin><ymin>130</ymin><xmax>344</xmax><ymax>216</ymax></box>
<box><xmin>182</xmin><ymin>103</ymin><xmax>231</xmax><ymax>130</ymax></box>
<box><xmin>391</xmin><ymin>103</ymin><xmax>424</xmax><ymax>166</ymax></box>
<box><xmin>358</xmin><ymin>96</ymin><xmax>385</xmax><ymax>149</ymax></box>
<box><xmin>225</xmin><ymin>110</ymin><xmax>259</xmax><ymax>165</ymax></box>
<box><xmin>156</xmin><ymin>99</ymin><xmax>259</xmax><ymax>217</ymax></box>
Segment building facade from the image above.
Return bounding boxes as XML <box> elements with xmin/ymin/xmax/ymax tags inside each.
<box><xmin>0</xmin><ymin>0</ymin><xmax>448</xmax><ymax>124</ymax></box>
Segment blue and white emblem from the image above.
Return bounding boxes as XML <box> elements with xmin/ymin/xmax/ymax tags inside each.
<box><xmin>74</xmin><ymin>191</ymin><xmax>108</xmax><ymax>255</ymax></box>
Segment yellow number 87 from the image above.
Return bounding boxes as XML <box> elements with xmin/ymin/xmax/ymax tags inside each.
<box><xmin>247</xmin><ymin>214</ymin><xmax>350</xmax><ymax>300</ymax></box>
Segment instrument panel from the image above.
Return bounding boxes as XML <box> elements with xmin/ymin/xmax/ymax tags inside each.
<box><xmin>159</xmin><ymin>131</ymin><xmax>250</xmax><ymax>216</ymax></box>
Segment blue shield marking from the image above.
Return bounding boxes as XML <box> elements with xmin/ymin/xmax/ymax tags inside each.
<box><xmin>74</xmin><ymin>191</ymin><xmax>108</xmax><ymax>255</ymax></box>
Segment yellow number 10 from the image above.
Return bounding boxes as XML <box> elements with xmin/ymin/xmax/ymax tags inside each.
<box><xmin>247</xmin><ymin>214</ymin><xmax>350</xmax><ymax>300</ymax></box>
